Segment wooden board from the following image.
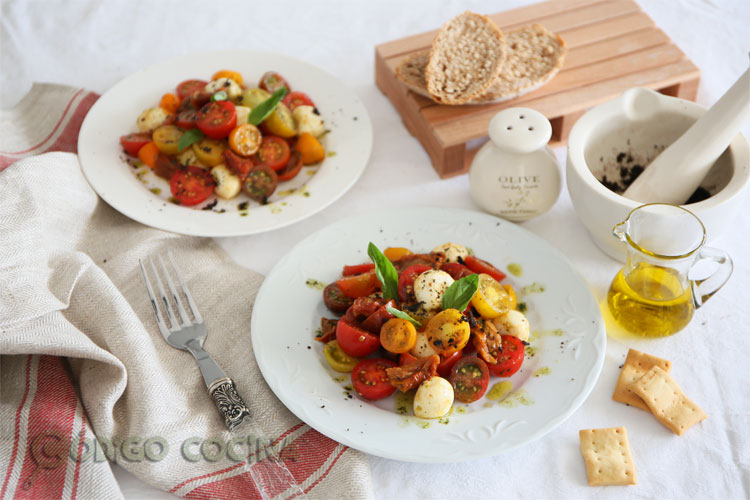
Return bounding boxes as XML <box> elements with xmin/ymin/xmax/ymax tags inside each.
<box><xmin>374</xmin><ymin>0</ymin><xmax>700</xmax><ymax>178</ymax></box>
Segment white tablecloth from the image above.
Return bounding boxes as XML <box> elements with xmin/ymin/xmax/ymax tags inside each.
<box><xmin>3</xmin><ymin>0</ymin><xmax>749</xmax><ymax>498</ymax></box>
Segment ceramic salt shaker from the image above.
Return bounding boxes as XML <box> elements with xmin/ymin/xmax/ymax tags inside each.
<box><xmin>469</xmin><ymin>107</ymin><xmax>561</xmax><ymax>222</ymax></box>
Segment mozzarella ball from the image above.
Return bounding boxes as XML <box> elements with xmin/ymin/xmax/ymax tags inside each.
<box><xmin>234</xmin><ymin>105</ymin><xmax>251</xmax><ymax>125</ymax></box>
<box><xmin>431</xmin><ymin>242</ymin><xmax>469</xmax><ymax>263</ymax></box>
<box><xmin>410</xmin><ymin>330</ymin><xmax>439</xmax><ymax>358</ymax></box>
<box><xmin>204</xmin><ymin>77</ymin><xmax>242</xmax><ymax>100</ymax></box>
<box><xmin>292</xmin><ymin>105</ymin><xmax>325</xmax><ymax>137</ymax></box>
<box><xmin>136</xmin><ymin>107</ymin><xmax>171</xmax><ymax>132</ymax></box>
<box><xmin>210</xmin><ymin>164</ymin><xmax>241</xmax><ymax>199</ymax></box>
<box><xmin>414</xmin><ymin>377</ymin><xmax>454</xmax><ymax>419</ymax></box>
<box><xmin>414</xmin><ymin>270</ymin><xmax>454</xmax><ymax>311</ymax></box>
<box><xmin>491</xmin><ymin>310</ymin><xmax>530</xmax><ymax>341</ymax></box>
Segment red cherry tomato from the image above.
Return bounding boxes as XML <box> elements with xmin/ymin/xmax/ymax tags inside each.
<box><xmin>259</xmin><ymin>71</ymin><xmax>290</xmax><ymax>94</ymax></box>
<box><xmin>153</xmin><ymin>153</ymin><xmax>180</xmax><ymax>180</ymax></box>
<box><xmin>397</xmin><ymin>264</ymin><xmax>432</xmax><ymax>302</ymax></box>
<box><xmin>336</xmin><ymin>270</ymin><xmax>380</xmax><ymax>299</ymax></box>
<box><xmin>441</xmin><ymin>262</ymin><xmax>475</xmax><ymax>280</ymax></box>
<box><xmin>169</xmin><ymin>166</ymin><xmax>214</xmax><ymax>206</ymax></box>
<box><xmin>222</xmin><ymin>149</ymin><xmax>254</xmax><ymax>180</ymax></box>
<box><xmin>351</xmin><ymin>358</ymin><xmax>397</xmax><ymax>400</ymax></box>
<box><xmin>175</xmin><ymin>109</ymin><xmax>199</xmax><ymax>129</ymax></box>
<box><xmin>282</xmin><ymin>91</ymin><xmax>315</xmax><ymax>111</ymax></box>
<box><xmin>255</xmin><ymin>136</ymin><xmax>291</xmax><ymax>171</ymax></box>
<box><xmin>276</xmin><ymin>151</ymin><xmax>303</xmax><ymax>182</ymax></box>
<box><xmin>449</xmin><ymin>356</ymin><xmax>490</xmax><ymax>403</ymax></box>
<box><xmin>176</xmin><ymin>79</ymin><xmax>207</xmax><ymax>100</ymax></box>
<box><xmin>336</xmin><ymin>319</ymin><xmax>380</xmax><ymax>358</ymax></box>
<box><xmin>437</xmin><ymin>350</ymin><xmax>464</xmax><ymax>378</ymax></box>
<box><xmin>464</xmin><ymin>256</ymin><xmax>506</xmax><ymax>282</ymax></box>
<box><xmin>120</xmin><ymin>133</ymin><xmax>151</xmax><ymax>156</ymax></box>
<box><xmin>361</xmin><ymin>300</ymin><xmax>395</xmax><ymax>334</ymax></box>
<box><xmin>342</xmin><ymin>263</ymin><xmax>376</xmax><ymax>276</ymax></box>
<box><xmin>196</xmin><ymin>101</ymin><xmax>237</xmax><ymax>140</ymax></box>
<box><xmin>488</xmin><ymin>335</ymin><xmax>525</xmax><ymax>377</ymax></box>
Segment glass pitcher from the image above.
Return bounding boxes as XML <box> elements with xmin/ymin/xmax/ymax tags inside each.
<box><xmin>606</xmin><ymin>203</ymin><xmax>733</xmax><ymax>337</ymax></box>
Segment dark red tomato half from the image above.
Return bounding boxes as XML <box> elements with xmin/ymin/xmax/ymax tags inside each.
<box><xmin>323</xmin><ymin>283</ymin><xmax>353</xmax><ymax>314</ymax></box>
<box><xmin>464</xmin><ymin>256</ymin><xmax>506</xmax><ymax>282</ymax></box>
<box><xmin>175</xmin><ymin>109</ymin><xmax>199</xmax><ymax>129</ymax></box>
<box><xmin>441</xmin><ymin>262</ymin><xmax>475</xmax><ymax>280</ymax></box>
<box><xmin>169</xmin><ymin>166</ymin><xmax>214</xmax><ymax>206</ymax></box>
<box><xmin>336</xmin><ymin>319</ymin><xmax>380</xmax><ymax>358</ymax></box>
<box><xmin>242</xmin><ymin>164</ymin><xmax>278</xmax><ymax>203</ymax></box>
<box><xmin>336</xmin><ymin>271</ymin><xmax>380</xmax><ymax>299</ymax></box>
<box><xmin>153</xmin><ymin>153</ymin><xmax>181</xmax><ymax>180</ymax></box>
<box><xmin>397</xmin><ymin>264</ymin><xmax>432</xmax><ymax>302</ymax></box>
<box><xmin>259</xmin><ymin>71</ymin><xmax>290</xmax><ymax>94</ymax></box>
<box><xmin>276</xmin><ymin>151</ymin><xmax>303</xmax><ymax>182</ymax></box>
<box><xmin>342</xmin><ymin>263</ymin><xmax>376</xmax><ymax>276</ymax></box>
<box><xmin>488</xmin><ymin>335</ymin><xmax>525</xmax><ymax>377</ymax></box>
<box><xmin>176</xmin><ymin>79</ymin><xmax>207</xmax><ymax>100</ymax></box>
<box><xmin>120</xmin><ymin>133</ymin><xmax>151</xmax><ymax>156</ymax></box>
<box><xmin>255</xmin><ymin>136</ymin><xmax>291</xmax><ymax>171</ymax></box>
<box><xmin>361</xmin><ymin>300</ymin><xmax>395</xmax><ymax>334</ymax></box>
<box><xmin>437</xmin><ymin>350</ymin><xmax>464</xmax><ymax>378</ymax></box>
<box><xmin>282</xmin><ymin>91</ymin><xmax>315</xmax><ymax>111</ymax></box>
<box><xmin>449</xmin><ymin>356</ymin><xmax>490</xmax><ymax>403</ymax></box>
<box><xmin>196</xmin><ymin>101</ymin><xmax>237</xmax><ymax>139</ymax></box>
<box><xmin>351</xmin><ymin>358</ymin><xmax>397</xmax><ymax>400</ymax></box>
<box><xmin>223</xmin><ymin>149</ymin><xmax>254</xmax><ymax>179</ymax></box>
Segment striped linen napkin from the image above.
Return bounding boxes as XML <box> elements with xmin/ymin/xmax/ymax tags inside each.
<box><xmin>0</xmin><ymin>84</ymin><xmax>373</xmax><ymax>500</ymax></box>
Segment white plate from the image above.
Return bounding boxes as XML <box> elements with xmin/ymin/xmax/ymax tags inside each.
<box><xmin>252</xmin><ymin>207</ymin><xmax>606</xmax><ymax>463</ymax></box>
<box><xmin>78</xmin><ymin>50</ymin><xmax>372</xmax><ymax>237</ymax></box>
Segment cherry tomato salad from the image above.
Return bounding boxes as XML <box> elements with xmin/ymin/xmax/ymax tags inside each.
<box><xmin>316</xmin><ymin>242</ymin><xmax>531</xmax><ymax>419</ymax></box>
<box><xmin>120</xmin><ymin>70</ymin><xmax>327</xmax><ymax>207</ymax></box>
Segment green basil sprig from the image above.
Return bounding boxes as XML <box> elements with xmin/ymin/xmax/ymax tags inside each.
<box><xmin>441</xmin><ymin>274</ymin><xmax>479</xmax><ymax>312</ymax></box>
<box><xmin>177</xmin><ymin>128</ymin><xmax>205</xmax><ymax>152</ymax></box>
<box><xmin>367</xmin><ymin>242</ymin><xmax>398</xmax><ymax>301</ymax></box>
<box><xmin>248</xmin><ymin>87</ymin><xmax>287</xmax><ymax>125</ymax></box>
<box><xmin>386</xmin><ymin>305</ymin><xmax>421</xmax><ymax>327</ymax></box>
<box><xmin>211</xmin><ymin>90</ymin><xmax>228</xmax><ymax>102</ymax></box>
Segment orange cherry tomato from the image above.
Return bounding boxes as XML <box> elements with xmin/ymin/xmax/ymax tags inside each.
<box><xmin>211</xmin><ymin>70</ymin><xmax>243</xmax><ymax>86</ymax></box>
<box><xmin>137</xmin><ymin>141</ymin><xmax>159</xmax><ymax>168</ymax></box>
<box><xmin>159</xmin><ymin>93</ymin><xmax>180</xmax><ymax>114</ymax></box>
<box><xmin>293</xmin><ymin>132</ymin><xmax>325</xmax><ymax>165</ymax></box>
<box><xmin>384</xmin><ymin>247</ymin><xmax>413</xmax><ymax>261</ymax></box>
<box><xmin>228</xmin><ymin>124</ymin><xmax>262</xmax><ymax>157</ymax></box>
<box><xmin>380</xmin><ymin>318</ymin><xmax>417</xmax><ymax>354</ymax></box>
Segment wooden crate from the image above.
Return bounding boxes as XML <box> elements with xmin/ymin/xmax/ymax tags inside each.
<box><xmin>374</xmin><ymin>0</ymin><xmax>701</xmax><ymax>178</ymax></box>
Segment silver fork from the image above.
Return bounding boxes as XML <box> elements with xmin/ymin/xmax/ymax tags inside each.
<box><xmin>139</xmin><ymin>252</ymin><xmax>250</xmax><ymax>430</ymax></box>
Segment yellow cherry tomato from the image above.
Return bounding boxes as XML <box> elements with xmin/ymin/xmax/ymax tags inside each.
<box><xmin>503</xmin><ymin>284</ymin><xmax>517</xmax><ymax>310</ymax></box>
<box><xmin>192</xmin><ymin>138</ymin><xmax>226</xmax><ymax>166</ymax></box>
<box><xmin>471</xmin><ymin>273</ymin><xmax>513</xmax><ymax>319</ymax></box>
<box><xmin>380</xmin><ymin>318</ymin><xmax>417</xmax><ymax>354</ymax></box>
<box><xmin>425</xmin><ymin>309</ymin><xmax>470</xmax><ymax>355</ymax></box>
<box><xmin>152</xmin><ymin>125</ymin><xmax>183</xmax><ymax>155</ymax></box>
<box><xmin>384</xmin><ymin>247</ymin><xmax>414</xmax><ymax>261</ymax></box>
<box><xmin>323</xmin><ymin>340</ymin><xmax>362</xmax><ymax>373</ymax></box>
<box><xmin>263</xmin><ymin>102</ymin><xmax>296</xmax><ymax>138</ymax></box>
<box><xmin>228</xmin><ymin>124</ymin><xmax>262</xmax><ymax>157</ymax></box>
<box><xmin>240</xmin><ymin>88</ymin><xmax>271</xmax><ymax>108</ymax></box>
<box><xmin>212</xmin><ymin>70</ymin><xmax>243</xmax><ymax>86</ymax></box>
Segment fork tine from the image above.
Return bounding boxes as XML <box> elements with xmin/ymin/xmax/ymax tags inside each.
<box><xmin>168</xmin><ymin>251</ymin><xmax>203</xmax><ymax>324</ymax></box>
<box><xmin>148</xmin><ymin>257</ymin><xmax>180</xmax><ymax>329</ymax></box>
<box><xmin>158</xmin><ymin>255</ymin><xmax>192</xmax><ymax>326</ymax></box>
<box><xmin>139</xmin><ymin>259</ymin><xmax>171</xmax><ymax>339</ymax></box>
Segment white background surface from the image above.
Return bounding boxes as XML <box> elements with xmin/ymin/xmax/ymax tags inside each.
<box><xmin>2</xmin><ymin>0</ymin><xmax>749</xmax><ymax>498</ymax></box>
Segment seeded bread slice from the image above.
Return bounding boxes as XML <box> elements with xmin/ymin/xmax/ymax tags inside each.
<box><xmin>424</xmin><ymin>11</ymin><xmax>506</xmax><ymax>105</ymax></box>
<box><xmin>396</xmin><ymin>24</ymin><xmax>566</xmax><ymax>105</ymax></box>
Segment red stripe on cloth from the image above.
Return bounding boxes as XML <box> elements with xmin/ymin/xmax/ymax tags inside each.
<box><xmin>276</xmin><ymin>428</ymin><xmax>339</xmax><ymax>487</ymax></box>
<box><xmin>46</xmin><ymin>92</ymin><xmax>99</xmax><ymax>154</ymax></box>
<box><xmin>70</xmin><ymin>417</ymin><xmax>87</xmax><ymax>500</ymax></box>
<box><xmin>0</xmin><ymin>89</ymin><xmax>85</xmax><ymax>155</ymax></box>
<box><xmin>0</xmin><ymin>355</ymin><xmax>33</xmax><ymax>499</ymax></box>
<box><xmin>183</xmin><ymin>471</ymin><xmax>262</xmax><ymax>500</ymax></box>
<box><xmin>15</xmin><ymin>356</ymin><xmax>78</xmax><ymax>500</ymax></box>
<box><xmin>302</xmin><ymin>446</ymin><xmax>347</xmax><ymax>495</ymax></box>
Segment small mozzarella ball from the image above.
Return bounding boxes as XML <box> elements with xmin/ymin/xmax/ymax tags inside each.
<box><xmin>137</xmin><ymin>107</ymin><xmax>171</xmax><ymax>133</ymax></box>
<box><xmin>432</xmin><ymin>242</ymin><xmax>469</xmax><ymax>263</ymax></box>
<box><xmin>414</xmin><ymin>270</ymin><xmax>454</xmax><ymax>311</ymax></box>
<box><xmin>234</xmin><ymin>105</ymin><xmax>251</xmax><ymax>125</ymax></box>
<box><xmin>205</xmin><ymin>77</ymin><xmax>242</xmax><ymax>100</ymax></box>
<box><xmin>211</xmin><ymin>164</ymin><xmax>241</xmax><ymax>199</ymax></box>
<box><xmin>292</xmin><ymin>105</ymin><xmax>325</xmax><ymax>137</ymax></box>
<box><xmin>413</xmin><ymin>377</ymin><xmax>454</xmax><ymax>419</ymax></box>
<box><xmin>410</xmin><ymin>330</ymin><xmax>439</xmax><ymax>358</ymax></box>
<box><xmin>176</xmin><ymin>148</ymin><xmax>205</xmax><ymax>168</ymax></box>
<box><xmin>491</xmin><ymin>310</ymin><xmax>530</xmax><ymax>341</ymax></box>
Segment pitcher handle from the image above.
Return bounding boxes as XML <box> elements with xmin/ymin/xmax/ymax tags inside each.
<box><xmin>691</xmin><ymin>247</ymin><xmax>733</xmax><ymax>308</ymax></box>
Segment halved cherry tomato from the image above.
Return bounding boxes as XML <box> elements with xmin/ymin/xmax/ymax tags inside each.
<box><xmin>441</xmin><ymin>262</ymin><xmax>475</xmax><ymax>280</ymax></box>
<box><xmin>196</xmin><ymin>101</ymin><xmax>237</xmax><ymax>140</ymax></box>
<box><xmin>192</xmin><ymin>138</ymin><xmax>226</xmax><ymax>167</ymax></box>
<box><xmin>336</xmin><ymin>270</ymin><xmax>380</xmax><ymax>299</ymax></box>
<box><xmin>437</xmin><ymin>350</ymin><xmax>464</xmax><ymax>377</ymax></box>
<box><xmin>152</xmin><ymin>125</ymin><xmax>183</xmax><ymax>155</ymax></box>
<box><xmin>488</xmin><ymin>335</ymin><xmax>525</xmax><ymax>377</ymax></box>
<box><xmin>425</xmin><ymin>308</ymin><xmax>470</xmax><ymax>355</ymax></box>
<box><xmin>293</xmin><ymin>132</ymin><xmax>325</xmax><ymax>165</ymax></box>
<box><xmin>175</xmin><ymin>110</ymin><xmax>198</xmax><ymax>129</ymax></box>
<box><xmin>262</xmin><ymin>103</ymin><xmax>296</xmax><ymax>138</ymax></box>
<box><xmin>323</xmin><ymin>283</ymin><xmax>354</xmax><ymax>314</ymax></box>
<box><xmin>120</xmin><ymin>133</ymin><xmax>151</xmax><ymax>156</ymax></box>
<box><xmin>276</xmin><ymin>151</ymin><xmax>303</xmax><ymax>182</ymax></box>
<box><xmin>471</xmin><ymin>273</ymin><xmax>513</xmax><ymax>319</ymax></box>
<box><xmin>380</xmin><ymin>318</ymin><xmax>417</xmax><ymax>354</ymax></box>
<box><xmin>228</xmin><ymin>123</ymin><xmax>262</xmax><ymax>156</ymax></box>
<box><xmin>259</xmin><ymin>71</ymin><xmax>290</xmax><ymax>93</ymax></box>
<box><xmin>336</xmin><ymin>319</ymin><xmax>380</xmax><ymax>358</ymax></box>
<box><xmin>503</xmin><ymin>284</ymin><xmax>518</xmax><ymax>311</ymax></box>
<box><xmin>159</xmin><ymin>93</ymin><xmax>180</xmax><ymax>114</ymax></box>
<box><xmin>153</xmin><ymin>153</ymin><xmax>180</xmax><ymax>180</ymax></box>
<box><xmin>323</xmin><ymin>340</ymin><xmax>362</xmax><ymax>373</ymax></box>
<box><xmin>282</xmin><ymin>91</ymin><xmax>315</xmax><ymax>111</ymax></box>
<box><xmin>256</xmin><ymin>136</ymin><xmax>291</xmax><ymax>170</ymax></box>
<box><xmin>242</xmin><ymin>164</ymin><xmax>278</xmax><ymax>203</ymax></box>
<box><xmin>384</xmin><ymin>247</ymin><xmax>413</xmax><ymax>262</ymax></box>
<box><xmin>351</xmin><ymin>358</ymin><xmax>397</xmax><ymax>400</ymax></box>
<box><xmin>222</xmin><ymin>149</ymin><xmax>253</xmax><ymax>179</ymax></box>
<box><xmin>169</xmin><ymin>166</ymin><xmax>214</xmax><ymax>206</ymax></box>
<box><xmin>449</xmin><ymin>356</ymin><xmax>490</xmax><ymax>403</ymax></box>
<box><xmin>176</xmin><ymin>79</ymin><xmax>207</xmax><ymax>100</ymax></box>
<box><xmin>137</xmin><ymin>141</ymin><xmax>159</xmax><ymax>168</ymax></box>
<box><xmin>397</xmin><ymin>264</ymin><xmax>432</xmax><ymax>302</ymax></box>
<box><xmin>464</xmin><ymin>256</ymin><xmax>506</xmax><ymax>282</ymax></box>
<box><xmin>342</xmin><ymin>263</ymin><xmax>376</xmax><ymax>276</ymax></box>
<box><xmin>211</xmin><ymin>70</ymin><xmax>243</xmax><ymax>86</ymax></box>
<box><xmin>361</xmin><ymin>300</ymin><xmax>395</xmax><ymax>334</ymax></box>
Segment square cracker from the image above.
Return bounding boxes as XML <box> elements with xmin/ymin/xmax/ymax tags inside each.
<box><xmin>579</xmin><ymin>427</ymin><xmax>637</xmax><ymax>486</ymax></box>
<box><xmin>613</xmin><ymin>349</ymin><xmax>672</xmax><ymax>411</ymax></box>
<box><xmin>629</xmin><ymin>366</ymin><xmax>706</xmax><ymax>436</ymax></box>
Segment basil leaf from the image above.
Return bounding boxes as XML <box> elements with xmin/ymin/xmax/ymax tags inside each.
<box><xmin>177</xmin><ymin>128</ymin><xmax>204</xmax><ymax>152</ymax></box>
<box><xmin>386</xmin><ymin>305</ymin><xmax>421</xmax><ymax>327</ymax></box>
<box><xmin>248</xmin><ymin>87</ymin><xmax>288</xmax><ymax>125</ymax></box>
<box><xmin>211</xmin><ymin>90</ymin><xmax>228</xmax><ymax>102</ymax></box>
<box><xmin>367</xmin><ymin>242</ymin><xmax>398</xmax><ymax>301</ymax></box>
<box><xmin>441</xmin><ymin>274</ymin><xmax>479</xmax><ymax>312</ymax></box>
